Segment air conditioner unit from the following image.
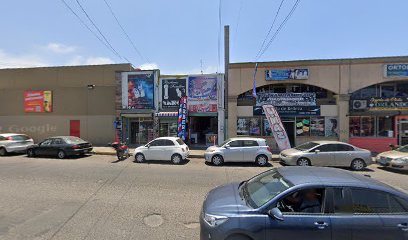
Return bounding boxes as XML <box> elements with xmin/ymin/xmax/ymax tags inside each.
<box><xmin>353</xmin><ymin>100</ymin><xmax>367</xmax><ymax>110</ymax></box>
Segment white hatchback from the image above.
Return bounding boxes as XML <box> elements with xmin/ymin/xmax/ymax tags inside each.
<box><xmin>134</xmin><ymin>137</ymin><xmax>189</xmax><ymax>164</ymax></box>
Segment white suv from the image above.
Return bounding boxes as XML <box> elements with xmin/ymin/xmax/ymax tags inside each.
<box><xmin>0</xmin><ymin>133</ymin><xmax>35</xmax><ymax>156</ymax></box>
<box><xmin>204</xmin><ymin>137</ymin><xmax>272</xmax><ymax>166</ymax></box>
<box><xmin>134</xmin><ymin>137</ymin><xmax>189</xmax><ymax>164</ymax></box>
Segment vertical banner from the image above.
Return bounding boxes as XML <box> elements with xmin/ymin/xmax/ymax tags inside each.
<box><xmin>263</xmin><ymin>105</ymin><xmax>291</xmax><ymax>151</ymax></box>
<box><xmin>177</xmin><ymin>96</ymin><xmax>188</xmax><ymax>140</ymax></box>
<box><xmin>252</xmin><ymin>63</ymin><xmax>258</xmax><ymax>98</ymax></box>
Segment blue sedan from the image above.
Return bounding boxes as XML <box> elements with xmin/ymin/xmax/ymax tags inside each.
<box><xmin>200</xmin><ymin>167</ymin><xmax>408</xmax><ymax>240</ymax></box>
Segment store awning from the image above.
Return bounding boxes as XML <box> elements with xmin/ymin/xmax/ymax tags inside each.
<box><xmin>155</xmin><ymin>112</ymin><xmax>178</xmax><ymax>117</ymax></box>
<box><xmin>348</xmin><ymin>110</ymin><xmax>408</xmax><ymax>116</ymax></box>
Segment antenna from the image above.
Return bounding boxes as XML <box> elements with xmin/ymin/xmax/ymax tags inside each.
<box><xmin>200</xmin><ymin>59</ymin><xmax>204</xmax><ymax>74</ymax></box>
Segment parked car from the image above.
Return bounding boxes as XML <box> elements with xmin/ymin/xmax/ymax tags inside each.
<box><xmin>0</xmin><ymin>133</ymin><xmax>34</xmax><ymax>156</ymax></box>
<box><xmin>27</xmin><ymin>136</ymin><xmax>93</xmax><ymax>159</ymax></box>
<box><xmin>200</xmin><ymin>167</ymin><xmax>408</xmax><ymax>240</ymax></box>
<box><xmin>134</xmin><ymin>137</ymin><xmax>189</xmax><ymax>164</ymax></box>
<box><xmin>377</xmin><ymin>144</ymin><xmax>408</xmax><ymax>170</ymax></box>
<box><xmin>279</xmin><ymin>141</ymin><xmax>372</xmax><ymax>170</ymax></box>
<box><xmin>204</xmin><ymin>137</ymin><xmax>272</xmax><ymax>167</ymax></box>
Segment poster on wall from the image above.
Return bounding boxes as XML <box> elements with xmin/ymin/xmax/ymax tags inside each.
<box><xmin>177</xmin><ymin>97</ymin><xmax>188</xmax><ymax>140</ymax></box>
<box><xmin>325</xmin><ymin>117</ymin><xmax>338</xmax><ymax>137</ymax></box>
<box><xmin>384</xmin><ymin>64</ymin><xmax>408</xmax><ymax>78</ymax></box>
<box><xmin>256</xmin><ymin>93</ymin><xmax>316</xmax><ymax>106</ymax></box>
<box><xmin>310</xmin><ymin>117</ymin><xmax>325</xmax><ymax>136</ymax></box>
<box><xmin>265</xmin><ymin>68</ymin><xmax>309</xmax><ymax>80</ymax></box>
<box><xmin>24</xmin><ymin>91</ymin><xmax>52</xmax><ymax>113</ymax></box>
<box><xmin>263</xmin><ymin>105</ymin><xmax>291</xmax><ymax>151</ymax></box>
<box><xmin>296</xmin><ymin>118</ymin><xmax>310</xmax><ymax>136</ymax></box>
<box><xmin>126</xmin><ymin>73</ymin><xmax>154</xmax><ymax>109</ymax></box>
<box><xmin>253</xmin><ymin>106</ymin><xmax>320</xmax><ymax>116</ymax></box>
<box><xmin>188</xmin><ymin>75</ymin><xmax>217</xmax><ymax>112</ymax></box>
<box><xmin>161</xmin><ymin>78</ymin><xmax>186</xmax><ymax>109</ymax></box>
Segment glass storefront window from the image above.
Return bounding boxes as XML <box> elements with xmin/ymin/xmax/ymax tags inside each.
<box><xmin>349</xmin><ymin>117</ymin><xmax>361</xmax><ymax>137</ymax></box>
<box><xmin>249</xmin><ymin>118</ymin><xmax>261</xmax><ymax>136</ymax></box>
<box><xmin>159</xmin><ymin>121</ymin><xmax>178</xmax><ymax>137</ymax></box>
<box><xmin>396</xmin><ymin>83</ymin><xmax>408</xmax><ymax>97</ymax></box>
<box><xmin>310</xmin><ymin>117</ymin><xmax>325</xmax><ymax>136</ymax></box>
<box><xmin>296</xmin><ymin>117</ymin><xmax>310</xmax><ymax>136</ymax></box>
<box><xmin>378</xmin><ymin>117</ymin><xmax>394</xmax><ymax>137</ymax></box>
<box><xmin>263</xmin><ymin>119</ymin><xmax>272</xmax><ymax>136</ymax></box>
<box><xmin>237</xmin><ymin>118</ymin><xmax>249</xmax><ymax>136</ymax></box>
<box><xmin>360</xmin><ymin>117</ymin><xmax>375</xmax><ymax>137</ymax></box>
<box><xmin>380</xmin><ymin>85</ymin><xmax>396</xmax><ymax>98</ymax></box>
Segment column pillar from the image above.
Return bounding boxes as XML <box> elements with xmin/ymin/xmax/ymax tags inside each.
<box><xmin>227</xmin><ymin>96</ymin><xmax>237</xmax><ymax>139</ymax></box>
<box><xmin>335</xmin><ymin>94</ymin><xmax>350</xmax><ymax>142</ymax></box>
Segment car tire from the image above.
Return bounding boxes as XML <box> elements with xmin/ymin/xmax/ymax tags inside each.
<box><xmin>211</xmin><ymin>155</ymin><xmax>224</xmax><ymax>166</ymax></box>
<box><xmin>27</xmin><ymin>149</ymin><xmax>35</xmax><ymax>158</ymax></box>
<box><xmin>0</xmin><ymin>147</ymin><xmax>7</xmax><ymax>156</ymax></box>
<box><xmin>255</xmin><ymin>155</ymin><xmax>268</xmax><ymax>167</ymax></box>
<box><xmin>226</xmin><ymin>234</ymin><xmax>252</xmax><ymax>240</ymax></box>
<box><xmin>57</xmin><ymin>150</ymin><xmax>66</xmax><ymax>159</ymax></box>
<box><xmin>351</xmin><ymin>159</ymin><xmax>366</xmax><ymax>171</ymax></box>
<box><xmin>135</xmin><ymin>153</ymin><xmax>145</xmax><ymax>163</ymax></box>
<box><xmin>171</xmin><ymin>154</ymin><xmax>182</xmax><ymax>165</ymax></box>
<box><xmin>296</xmin><ymin>158</ymin><xmax>311</xmax><ymax>166</ymax></box>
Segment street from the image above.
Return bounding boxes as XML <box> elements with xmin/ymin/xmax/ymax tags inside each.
<box><xmin>0</xmin><ymin>154</ymin><xmax>407</xmax><ymax>240</ymax></box>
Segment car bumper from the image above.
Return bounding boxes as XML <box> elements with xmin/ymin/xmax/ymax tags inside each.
<box><xmin>204</xmin><ymin>152</ymin><xmax>214</xmax><ymax>162</ymax></box>
<box><xmin>200</xmin><ymin>213</ymin><xmax>225</xmax><ymax>240</ymax></box>
<box><xmin>68</xmin><ymin>147</ymin><xmax>93</xmax><ymax>155</ymax></box>
<box><xmin>6</xmin><ymin>144</ymin><xmax>34</xmax><ymax>153</ymax></box>
<box><xmin>389</xmin><ymin>161</ymin><xmax>408</xmax><ymax>170</ymax></box>
<box><xmin>182</xmin><ymin>151</ymin><xmax>189</xmax><ymax>159</ymax></box>
<box><xmin>279</xmin><ymin>154</ymin><xmax>297</xmax><ymax>165</ymax></box>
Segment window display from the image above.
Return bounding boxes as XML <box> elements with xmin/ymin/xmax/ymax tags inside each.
<box><xmin>296</xmin><ymin>117</ymin><xmax>310</xmax><ymax>136</ymax></box>
<box><xmin>310</xmin><ymin>117</ymin><xmax>325</xmax><ymax>136</ymax></box>
<box><xmin>249</xmin><ymin>118</ymin><xmax>261</xmax><ymax>136</ymax></box>
<box><xmin>237</xmin><ymin>118</ymin><xmax>249</xmax><ymax>136</ymax></box>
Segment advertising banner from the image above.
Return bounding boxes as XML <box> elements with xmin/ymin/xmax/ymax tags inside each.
<box><xmin>253</xmin><ymin>106</ymin><xmax>320</xmax><ymax>116</ymax></box>
<box><xmin>368</xmin><ymin>97</ymin><xmax>408</xmax><ymax>110</ymax></box>
<box><xmin>126</xmin><ymin>73</ymin><xmax>154</xmax><ymax>109</ymax></box>
<box><xmin>24</xmin><ymin>91</ymin><xmax>52</xmax><ymax>113</ymax></box>
<box><xmin>263</xmin><ymin>105</ymin><xmax>291</xmax><ymax>151</ymax></box>
<box><xmin>256</xmin><ymin>92</ymin><xmax>316</xmax><ymax>106</ymax></box>
<box><xmin>384</xmin><ymin>64</ymin><xmax>408</xmax><ymax>78</ymax></box>
<box><xmin>265</xmin><ymin>68</ymin><xmax>308</xmax><ymax>80</ymax></box>
<box><xmin>188</xmin><ymin>75</ymin><xmax>217</xmax><ymax>112</ymax></box>
<box><xmin>161</xmin><ymin>78</ymin><xmax>186</xmax><ymax>109</ymax></box>
<box><xmin>177</xmin><ymin>96</ymin><xmax>188</xmax><ymax>140</ymax></box>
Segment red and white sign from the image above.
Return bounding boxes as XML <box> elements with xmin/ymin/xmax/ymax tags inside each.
<box><xmin>24</xmin><ymin>91</ymin><xmax>53</xmax><ymax>113</ymax></box>
<box><xmin>263</xmin><ymin>105</ymin><xmax>291</xmax><ymax>151</ymax></box>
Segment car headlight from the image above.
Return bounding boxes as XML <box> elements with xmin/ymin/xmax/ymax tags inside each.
<box><xmin>394</xmin><ymin>157</ymin><xmax>408</xmax><ymax>164</ymax></box>
<box><xmin>206</xmin><ymin>149</ymin><xmax>216</xmax><ymax>153</ymax></box>
<box><xmin>203</xmin><ymin>213</ymin><xmax>228</xmax><ymax>227</ymax></box>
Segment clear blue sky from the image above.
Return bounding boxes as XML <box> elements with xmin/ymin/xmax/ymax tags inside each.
<box><xmin>1</xmin><ymin>0</ymin><xmax>408</xmax><ymax>74</ymax></box>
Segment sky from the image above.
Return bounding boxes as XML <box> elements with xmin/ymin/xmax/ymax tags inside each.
<box><xmin>1</xmin><ymin>0</ymin><xmax>408</xmax><ymax>74</ymax></box>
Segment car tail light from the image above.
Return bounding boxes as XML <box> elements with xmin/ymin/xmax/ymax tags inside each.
<box><xmin>5</xmin><ymin>137</ymin><xmax>12</xmax><ymax>140</ymax></box>
<box><xmin>182</xmin><ymin>148</ymin><xmax>185</xmax><ymax>152</ymax></box>
<box><xmin>72</xmin><ymin>145</ymin><xmax>80</xmax><ymax>149</ymax></box>
<box><xmin>267</xmin><ymin>147</ymin><xmax>272</xmax><ymax>153</ymax></box>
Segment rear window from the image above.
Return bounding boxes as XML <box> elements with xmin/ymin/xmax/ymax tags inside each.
<box><xmin>63</xmin><ymin>136</ymin><xmax>86</xmax><ymax>144</ymax></box>
<box><xmin>243</xmin><ymin>140</ymin><xmax>259</xmax><ymax>147</ymax></box>
<box><xmin>11</xmin><ymin>135</ymin><xmax>30</xmax><ymax>141</ymax></box>
<box><xmin>176</xmin><ymin>139</ymin><xmax>185</xmax><ymax>145</ymax></box>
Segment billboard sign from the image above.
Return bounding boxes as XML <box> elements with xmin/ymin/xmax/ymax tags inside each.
<box><xmin>263</xmin><ymin>105</ymin><xmax>291</xmax><ymax>151</ymax></box>
<box><xmin>24</xmin><ymin>91</ymin><xmax>52</xmax><ymax>113</ymax></box>
<box><xmin>256</xmin><ymin>92</ymin><xmax>316</xmax><ymax>106</ymax></box>
<box><xmin>384</xmin><ymin>64</ymin><xmax>408</xmax><ymax>78</ymax></box>
<box><xmin>253</xmin><ymin>106</ymin><xmax>321</xmax><ymax>116</ymax></box>
<box><xmin>368</xmin><ymin>97</ymin><xmax>408</xmax><ymax>110</ymax></box>
<box><xmin>161</xmin><ymin>78</ymin><xmax>186</xmax><ymax>109</ymax></box>
<box><xmin>266</xmin><ymin>68</ymin><xmax>309</xmax><ymax>80</ymax></box>
<box><xmin>188</xmin><ymin>75</ymin><xmax>217</xmax><ymax>112</ymax></box>
<box><xmin>125</xmin><ymin>72</ymin><xmax>155</xmax><ymax>109</ymax></box>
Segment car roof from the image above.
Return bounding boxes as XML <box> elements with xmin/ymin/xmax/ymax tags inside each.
<box><xmin>154</xmin><ymin>137</ymin><xmax>180</xmax><ymax>140</ymax></box>
<box><xmin>309</xmin><ymin>140</ymin><xmax>351</xmax><ymax>145</ymax></box>
<box><xmin>228</xmin><ymin>137</ymin><xmax>265</xmax><ymax>141</ymax></box>
<box><xmin>0</xmin><ymin>133</ymin><xmax>28</xmax><ymax>137</ymax></box>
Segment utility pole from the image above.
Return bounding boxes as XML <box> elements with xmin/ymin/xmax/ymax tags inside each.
<box><xmin>224</xmin><ymin>25</ymin><xmax>230</xmax><ymax>120</ymax></box>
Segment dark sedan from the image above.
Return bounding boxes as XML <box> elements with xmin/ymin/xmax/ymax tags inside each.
<box><xmin>27</xmin><ymin>136</ymin><xmax>93</xmax><ymax>159</ymax></box>
<box><xmin>201</xmin><ymin>167</ymin><xmax>408</xmax><ymax>240</ymax></box>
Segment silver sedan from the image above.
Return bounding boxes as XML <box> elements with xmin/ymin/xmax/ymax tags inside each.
<box><xmin>377</xmin><ymin>145</ymin><xmax>408</xmax><ymax>170</ymax></box>
<box><xmin>279</xmin><ymin>141</ymin><xmax>372</xmax><ymax>170</ymax></box>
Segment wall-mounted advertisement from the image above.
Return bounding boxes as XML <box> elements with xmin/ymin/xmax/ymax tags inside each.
<box><xmin>256</xmin><ymin>92</ymin><xmax>316</xmax><ymax>106</ymax></box>
<box><xmin>266</xmin><ymin>68</ymin><xmax>308</xmax><ymax>80</ymax></box>
<box><xmin>124</xmin><ymin>72</ymin><xmax>155</xmax><ymax>109</ymax></box>
<box><xmin>188</xmin><ymin>75</ymin><xmax>217</xmax><ymax>112</ymax></box>
<box><xmin>368</xmin><ymin>97</ymin><xmax>408</xmax><ymax>110</ymax></box>
<box><xmin>325</xmin><ymin>117</ymin><xmax>338</xmax><ymax>137</ymax></box>
<box><xmin>253</xmin><ymin>106</ymin><xmax>320</xmax><ymax>116</ymax></box>
<box><xmin>24</xmin><ymin>91</ymin><xmax>52</xmax><ymax>113</ymax></box>
<box><xmin>384</xmin><ymin>64</ymin><xmax>408</xmax><ymax>78</ymax></box>
<box><xmin>161</xmin><ymin>78</ymin><xmax>186</xmax><ymax>109</ymax></box>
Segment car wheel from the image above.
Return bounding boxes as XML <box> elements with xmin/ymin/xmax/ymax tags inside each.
<box><xmin>351</xmin><ymin>159</ymin><xmax>366</xmax><ymax>171</ymax></box>
<box><xmin>226</xmin><ymin>234</ymin><xmax>252</xmax><ymax>240</ymax></box>
<box><xmin>135</xmin><ymin>153</ymin><xmax>145</xmax><ymax>163</ymax></box>
<box><xmin>256</xmin><ymin>155</ymin><xmax>268</xmax><ymax>167</ymax></box>
<box><xmin>57</xmin><ymin>150</ymin><xmax>66</xmax><ymax>159</ymax></box>
<box><xmin>171</xmin><ymin>154</ymin><xmax>182</xmax><ymax>165</ymax></box>
<box><xmin>211</xmin><ymin>155</ymin><xmax>224</xmax><ymax>166</ymax></box>
<box><xmin>27</xmin><ymin>149</ymin><xmax>35</xmax><ymax>157</ymax></box>
<box><xmin>297</xmin><ymin>158</ymin><xmax>311</xmax><ymax>166</ymax></box>
<box><xmin>0</xmin><ymin>147</ymin><xmax>7</xmax><ymax>156</ymax></box>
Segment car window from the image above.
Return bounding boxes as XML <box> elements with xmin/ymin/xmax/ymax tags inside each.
<box><xmin>294</xmin><ymin>142</ymin><xmax>320</xmax><ymax>151</ymax></box>
<box><xmin>0</xmin><ymin>136</ymin><xmax>5</xmax><ymax>141</ymax></box>
<box><xmin>333</xmin><ymin>188</ymin><xmax>353</xmax><ymax>213</ymax></box>
<box><xmin>315</xmin><ymin>144</ymin><xmax>337</xmax><ymax>152</ymax></box>
<box><xmin>277</xmin><ymin>188</ymin><xmax>326</xmax><ymax>214</ymax></box>
<box><xmin>41</xmin><ymin>139</ymin><xmax>53</xmax><ymax>146</ymax></box>
<box><xmin>351</xmin><ymin>188</ymin><xmax>389</xmax><ymax>214</ymax></box>
<box><xmin>149</xmin><ymin>140</ymin><xmax>161</xmax><ymax>147</ymax></box>
<box><xmin>336</xmin><ymin>144</ymin><xmax>354</xmax><ymax>151</ymax></box>
<box><xmin>162</xmin><ymin>139</ymin><xmax>175</xmax><ymax>146</ymax></box>
<box><xmin>64</xmin><ymin>137</ymin><xmax>86</xmax><ymax>144</ymax></box>
<box><xmin>11</xmin><ymin>135</ymin><xmax>30</xmax><ymax>141</ymax></box>
<box><xmin>243</xmin><ymin>140</ymin><xmax>258</xmax><ymax>147</ymax></box>
<box><xmin>176</xmin><ymin>139</ymin><xmax>185</xmax><ymax>145</ymax></box>
<box><xmin>228</xmin><ymin>141</ymin><xmax>241</xmax><ymax>147</ymax></box>
<box><xmin>388</xmin><ymin>196</ymin><xmax>408</xmax><ymax>213</ymax></box>
<box><xmin>52</xmin><ymin>138</ymin><xmax>65</xmax><ymax>145</ymax></box>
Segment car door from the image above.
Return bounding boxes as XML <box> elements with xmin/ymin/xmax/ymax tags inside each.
<box><xmin>145</xmin><ymin>140</ymin><xmax>162</xmax><ymax>160</ymax></box>
<box><xmin>309</xmin><ymin>144</ymin><xmax>336</xmax><ymax>166</ymax></box>
<box><xmin>35</xmin><ymin>139</ymin><xmax>54</xmax><ymax>155</ymax></box>
<box><xmin>242</xmin><ymin>140</ymin><xmax>259</xmax><ymax>162</ymax></box>
<box><xmin>265</xmin><ymin>187</ymin><xmax>332</xmax><ymax>240</ymax></box>
<box><xmin>50</xmin><ymin>138</ymin><xmax>65</xmax><ymax>156</ymax></box>
<box><xmin>375</xmin><ymin>194</ymin><xmax>408</xmax><ymax>240</ymax></box>
<box><xmin>223</xmin><ymin>140</ymin><xmax>244</xmax><ymax>162</ymax></box>
<box><xmin>161</xmin><ymin>139</ymin><xmax>176</xmax><ymax>160</ymax></box>
<box><xmin>333</xmin><ymin>144</ymin><xmax>355</xmax><ymax>166</ymax></box>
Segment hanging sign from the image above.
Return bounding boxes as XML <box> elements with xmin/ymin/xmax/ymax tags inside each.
<box><xmin>266</xmin><ymin>68</ymin><xmax>309</xmax><ymax>80</ymax></box>
<box><xmin>263</xmin><ymin>105</ymin><xmax>291</xmax><ymax>151</ymax></box>
<box><xmin>177</xmin><ymin>96</ymin><xmax>188</xmax><ymax>140</ymax></box>
<box><xmin>256</xmin><ymin>92</ymin><xmax>316</xmax><ymax>106</ymax></box>
<box><xmin>254</xmin><ymin>106</ymin><xmax>321</xmax><ymax>116</ymax></box>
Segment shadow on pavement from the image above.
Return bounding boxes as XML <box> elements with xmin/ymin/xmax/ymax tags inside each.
<box><xmin>133</xmin><ymin>159</ymin><xmax>190</xmax><ymax>166</ymax></box>
<box><xmin>378</xmin><ymin>166</ymin><xmax>408</xmax><ymax>175</ymax></box>
<box><xmin>24</xmin><ymin>154</ymin><xmax>92</xmax><ymax>160</ymax></box>
<box><xmin>204</xmin><ymin>161</ymin><xmax>272</xmax><ymax>168</ymax></box>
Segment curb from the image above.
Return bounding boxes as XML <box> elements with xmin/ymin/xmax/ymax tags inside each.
<box><xmin>92</xmin><ymin>151</ymin><xmax>204</xmax><ymax>159</ymax></box>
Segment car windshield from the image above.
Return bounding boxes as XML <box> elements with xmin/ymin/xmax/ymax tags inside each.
<box><xmin>63</xmin><ymin>137</ymin><xmax>86</xmax><ymax>144</ymax></box>
<box><xmin>294</xmin><ymin>142</ymin><xmax>320</xmax><ymax>151</ymax></box>
<box><xmin>242</xmin><ymin>169</ymin><xmax>292</xmax><ymax>208</ymax></box>
<box><xmin>219</xmin><ymin>139</ymin><xmax>230</xmax><ymax>147</ymax></box>
<box><xmin>397</xmin><ymin>145</ymin><xmax>408</xmax><ymax>153</ymax></box>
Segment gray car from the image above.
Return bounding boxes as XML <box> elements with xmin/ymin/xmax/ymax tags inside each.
<box><xmin>0</xmin><ymin>133</ymin><xmax>34</xmax><ymax>156</ymax></box>
<box><xmin>204</xmin><ymin>138</ymin><xmax>273</xmax><ymax>167</ymax></box>
<box><xmin>200</xmin><ymin>167</ymin><xmax>408</xmax><ymax>240</ymax></box>
<box><xmin>377</xmin><ymin>145</ymin><xmax>408</xmax><ymax>171</ymax></box>
<box><xmin>279</xmin><ymin>141</ymin><xmax>372</xmax><ymax>171</ymax></box>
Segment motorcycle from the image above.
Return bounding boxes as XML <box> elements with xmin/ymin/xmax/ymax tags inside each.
<box><xmin>109</xmin><ymin>140</ymin><xmax>131</xmax><ymax>161</ymax></box>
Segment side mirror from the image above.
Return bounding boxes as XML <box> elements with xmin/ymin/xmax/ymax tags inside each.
<box><xmin>224</xmin><ymin>144</ymin><xmax>230</xmax><ymax>149</ymax></box>
<box><xmin>146</xmin><ymin>144</ymin><xmax>150</xmax><ymax>148</ymax></box>
<box><xmin>268</xmin><ymin>208</ymin><xmax>284</xmax><ymax>221</ymax></box>
<box><xmin>314</xmin><ymin>149</ymin><xmax>320</xmax><ymax>154</ymax></box>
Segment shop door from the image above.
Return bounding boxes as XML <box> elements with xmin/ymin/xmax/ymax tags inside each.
<box><xmin>283</xmin><ymin>121</ymin><xmax>295</xmax><ymax>148</ymax></box>
<box><xmin>130</xmin><ymin>119</ymin><xmax>154</xmax><ymax>145</ymax></box>
<box><xmin>399</xmin><ymin>121</ymin><xmax>408</xmax><ymax>146</ymax></box>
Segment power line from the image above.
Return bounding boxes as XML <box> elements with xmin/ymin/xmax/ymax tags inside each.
<box><xmin>255</xmin><ymin>0</ymin><xmax>285</xmax><ymax>60</ymax></box>
<box><xmin>233</xmin><ymin>0</ymin><xmax>243</xmax><ymax>46</ymax></box>
<box><xmin>256</xmin><ymin>0</ymin><xmax>301</xmax><ymax>61</ymax></box>
<box><xmin>102</xmin><ymin>0</ymin><xmax>149</xmax><ymax>63</ymax></box>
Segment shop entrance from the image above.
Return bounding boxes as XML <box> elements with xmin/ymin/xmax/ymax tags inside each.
<box><xmin>283</xmin><ymin>121</ymin><xmax>296</xmax><ymax>147</ymax></box>
<box><xmin>399</xmin><ymin>121</ymin><xmax>408</xmax><ymax>146</ymax></box>
<box><xmin>129</xmin><ymin>118</ymin><xmax>153</xmax><ymax>145</ymax></box>
<box><xmin>189</xmin><ymin>116</ymin><xmax>218</xmax><ymax>147</ymax></box>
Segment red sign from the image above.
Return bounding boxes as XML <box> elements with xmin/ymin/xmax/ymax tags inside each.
<box><xmin>24</xmin><ymin>91</ymin><xmax>52</xmax><ymax>113</ymax></box>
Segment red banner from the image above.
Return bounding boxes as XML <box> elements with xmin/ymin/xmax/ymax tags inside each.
<box><xmin>24</xmin><ymin>91</ymin><xmax>52</xmax><ymax>113</ymax></box>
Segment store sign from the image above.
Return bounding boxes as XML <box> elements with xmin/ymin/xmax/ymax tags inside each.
<box><xmin>384</xmin><ymin>64</ymin><xmax>408</xmax><ymax>78</ymax></box>
<box><xmin>125</xmin><ymin>72</ymin><xmax>154</xmax><ymax>109</ymax></box>
<box><xmin>368</xmin><ymin>97</ymin><xmax>408</xmax><ymax>110</ymax></box>
<box><xmin>253</xmin><ymin>106</ymin><xmax>320</xmax><ymax>116</ymax></box>
<box><xmin>256</xmin><ymin>92</ymin><xmax>316</xmax><ymax>106</ymax></box>
<box><xmin>24</xmin><ymin>91</ymin><xmax>52</xmax><ymax>113</ymax></box>
<box><xmin>266</xmin><ymin>68</ymin><xmax>308</xmax><ymax>81</ymax></box>
<box><xmin>177</xmin><ymin>97</ymin><xmax>188</xmax><ymax>140</ymax></box>
<box><xmin>161</xmin><ymin>78</ymin><xmax>186</xmax><ymax>109</ymax></box>
<box><xmin>188</xmin><ymin>75</ymin><xmax>217</xmax><ymax>112</ymax></box>
<box><xmin>263</xmin><ymin>105</ymin><xmax>291</xmax><ymax>151</ymax></box>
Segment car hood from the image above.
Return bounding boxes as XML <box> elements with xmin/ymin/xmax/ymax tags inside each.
<box><xmin>206</xmin><ymin>145</ymin><xmax>220</xmax><ymax>152</ymax></box>
<box><xmin>379</xmin><ymin>150</ymin><xmax>408</xmax><ymax>159</ymax></box>
<box><xmin>203</xmin><ymin>182</ymin><xmax>252</xmax><ymax>215</ymax></box>
<box><xmin>281</xmin><ymin>148</ymin><xmax>303</xmax><ymax>156</ymax></box>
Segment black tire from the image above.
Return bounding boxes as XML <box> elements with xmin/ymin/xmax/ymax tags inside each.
<box><xmin>135</xmin><ymin>153</ymin><xmax>145</xmax><ymax>163</ymax></box>
<box><xmin>255</xmin><ymin>154</ymin><xmax>268</xmax><ymax>167</ymax></box>
<box><xmin>0</xmin><ymin>147</ymin><xmax>7</xmax><ymax>156</ymax></box>
<box><xmin>351</xmin><ymin>159</ymin><xmax>366</xmax><ymax>171</ymax></box>
<box><xmin>57</xmin><ymin>150</ymin><xmax>66</xmax><ymax>159</ymax></box>
<box><xmin>27</xmin><ymin>148</ymin><xmax>35</xmax><ymax>158</ymax></box>
<box><xmin>211</xmin><ymin>155</ymin><xmax>224</xmax><ymax>166</ymax></box>
<box><xmin>226</xmin><ymin>234</ymin><xmax>252</xmax><ymax>240</ymax></box>
<box><xmin>296</xmin><ymin>157</ymin><xmax>311</xmax><ymax>166</ymax></box>
<box><xmin>171</xmin><ymin>154</ymin><xmax>182</xmax><ymax>165</ymax></box>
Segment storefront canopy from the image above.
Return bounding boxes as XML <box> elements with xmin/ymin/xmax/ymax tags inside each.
<box><xmin>155</xmin><ymin>112</ymin><xmax>178</xmax><ymax>117</ymax></box>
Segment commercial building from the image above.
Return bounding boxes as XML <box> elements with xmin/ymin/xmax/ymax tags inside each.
<box><xmin>227</xmin><ymin>56</ymin><xmax>408</xmax><ymax>153</ymax></box>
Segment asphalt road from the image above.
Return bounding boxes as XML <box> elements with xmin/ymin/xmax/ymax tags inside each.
<box><xmin>0</xmin><ymin>154</ymin><xmax>407</xmax><ymax>240</ymax></box>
